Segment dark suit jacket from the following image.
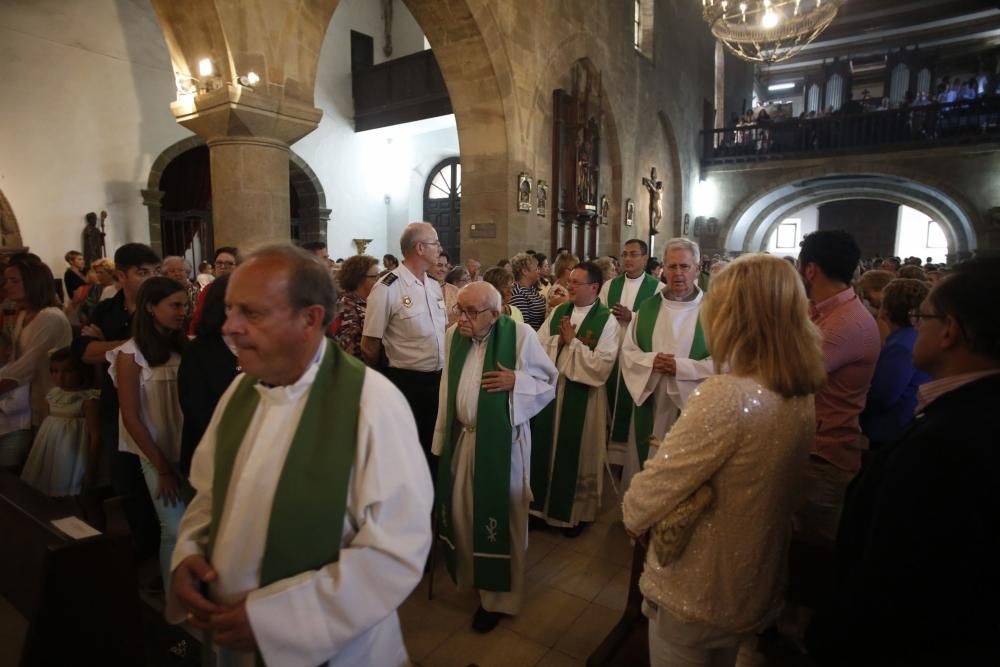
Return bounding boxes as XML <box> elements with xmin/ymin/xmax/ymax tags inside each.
<box><xmin>808</xmin><ymin>373</ymin><xmax>1000</xmax><ymax>666</ymax></box>
<box><xmin>177</xmin><ymin>335</ymin><xmax>239</xmax><ymax>477</ymax></box>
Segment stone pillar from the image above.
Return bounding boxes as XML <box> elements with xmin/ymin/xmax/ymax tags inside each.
<box><xmin>169</xmin><ymin>86</ymin><xmax>322</xmax><ymax>252</ymax></box>
<box><xmin>207</xmin><ymin>137</ymin><xmax>291</xmax><ymax>250</ymax></box>
<box><xmin>140</xmin><ymin>189</ymin><xmax>166</xmax><ymax>257</ymax></box>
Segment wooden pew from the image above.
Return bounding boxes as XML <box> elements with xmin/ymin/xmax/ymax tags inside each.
<box><xmin>0</xmin><ymin>471</ymin><xmax>143</xmax><ymax>666</ymax></box>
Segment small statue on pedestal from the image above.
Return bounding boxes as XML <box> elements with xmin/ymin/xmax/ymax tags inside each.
<box><xmin>642</xmin><ymin>168</ymin><xmax>663</xmax><ymax>235</ymax></box>
<box><xmin>83</xmin><ymin>211</ymin><xmax>107</xmax><ymax>268</ymax></box>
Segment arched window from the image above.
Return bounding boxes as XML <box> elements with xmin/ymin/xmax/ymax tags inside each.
<box><xmin>634</xmin><ymin>0</ymin><xmax>654</xmax><ymax>60</ymax></box>
<box><xmin>423</xmin><ymin>157</ymin><xmax>461</xmax><ymax>263</ymax></box>
<box><xmin>807</xmin><ymin>84</ymin><xmax>821</xmax><ymax>113</ymax></box>
<box><xmin>825</xmin><ymin>73</ymin><xmax>843</xmax><ymax>112</ymax></box>
<box><xmin>890</xmin><ymin>63</ymin><xmax>910</xmax><ymax>106</ymax></box>
<box><xmin>916</xmin><ymin>68</ymin><xmax>932</xmax><ymax>96</ymax></box>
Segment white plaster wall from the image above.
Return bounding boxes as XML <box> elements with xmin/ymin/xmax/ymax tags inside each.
<box><xmin>292</xmin><ymin>0</ymin><xmax>457</xmax><ymax>261</ymax></box>
<box><xmin>0</xmin><ymin>0</ymin><xmax>190</xmax><ymax>273</ymax></box>
<box><xmin>764</xmin><ymin>204</ymin><xmax>819</xmax><ymax>257</ymax></box>
<box><xmin>895</xmin><ymin>204</ymin><xmax>947</xmax><ymax>264</ymax></box>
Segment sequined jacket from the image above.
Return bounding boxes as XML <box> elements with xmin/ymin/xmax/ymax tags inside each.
<box><xmin>623</xmin><ymin>374</ymin><xmax>815</xmax><ymax>636</ymax></box>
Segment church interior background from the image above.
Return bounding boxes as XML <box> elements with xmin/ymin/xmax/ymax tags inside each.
<box><xmin>2</xmin><ymin>0</ymin><xmax>999</xmax><ymax>664</ymax></box>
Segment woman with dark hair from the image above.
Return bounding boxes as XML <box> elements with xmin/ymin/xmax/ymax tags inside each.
<box><xmin>0</xmin><ymin>259</ymin><xmax>73</xmax><ymax>431</ymax></box>
<box><xmin>178</xmin><ymin>274</ymin><xmax>238</xmax><ymax>476</ymax></box>
<box><xmin>107</xmin><ymin>276</ymin><xmax>189</xmax><ymax>586</ymax></box>
<box><xmin>330</xmin><ymin>255</ymin><xmax>379</xmax><ymax>358</ymax></box>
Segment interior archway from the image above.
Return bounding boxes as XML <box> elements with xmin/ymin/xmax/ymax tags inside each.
<box><xmin>0</xmin><ymin>189</ymin><xmax>26</xmax><ymax>254</ymax></box>
<box><xmin>726</xmin><ymin>174</ymin><xmax>976</xmax><ymax>259</ymax></box>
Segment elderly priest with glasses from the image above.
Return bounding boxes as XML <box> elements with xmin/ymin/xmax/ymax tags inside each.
<box><xmin>532</xmin><ymin>261</ymin><xmax>619</xmax><ymax>537</ymax></box>
<box><xmin>432</xmin><ymin>281</ymin><xmax>558</xmax><ymax>633</ymax></box>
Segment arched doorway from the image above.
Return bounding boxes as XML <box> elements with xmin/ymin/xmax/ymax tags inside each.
<box><xmin>144</xmin><ymin>137</ymin><xmax>327</xmax><ymax>262</ymax></box>
<box><xmin>423</xmin><ymin>157</ymin><xmax>461</xmax><ymax>263</ymax></box>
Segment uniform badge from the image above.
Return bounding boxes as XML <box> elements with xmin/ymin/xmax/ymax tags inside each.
<box><xmin>402</xmin><ymin>295</ymin><xmax>413</xmax><ymax>308</ymax></box>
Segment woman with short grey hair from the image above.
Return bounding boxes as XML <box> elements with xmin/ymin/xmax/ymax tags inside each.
<box><xmin>508</xmin><ymin>252</ymin><xmax>546</xmax><ymax>329</ymax></box>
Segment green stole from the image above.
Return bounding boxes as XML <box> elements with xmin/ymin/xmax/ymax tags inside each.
<box><xmin>632</xmin><ymin>294</ymin><xmax>708</xmax><ymax>466</ymax></box>
<box><xmin>436</xmin><ymin>316</ymin><xmax>517</xmax><ymax>592</ymax></box>
<box><xmin>530</xmin><ymin>300</ymin><xmax>611</xmax><ymax>522</ymax></box>
<box><xmin>604</xmin><ymin>273</ymin><xmax>662</xmax><ymax>442</ymax></box>
<box><xmin>208</xmin><ymin>341</ymin><xmax>365</xmax><ymax>598</ymax></box>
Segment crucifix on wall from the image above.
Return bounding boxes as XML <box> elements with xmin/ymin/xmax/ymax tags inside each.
<box><xmin>642</xmin><ymin>167</ymin><xmax>663</xmax><ymax>239</ymax></box>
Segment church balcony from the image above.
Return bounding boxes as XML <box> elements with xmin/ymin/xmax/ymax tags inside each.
<box><xmin>701</xmin><ymin>97</ymin><xmax>1000</xmax><ymax>169</ymax></box>
<box><xmin>352</xmin><ymin>49</ymin><xmax>452</xmax><ymax>132</ymax></box>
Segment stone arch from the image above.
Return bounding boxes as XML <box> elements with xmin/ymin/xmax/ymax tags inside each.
<box><xmin>142</xmin><ymin>136</ymin><xmax>327</xmax><ymax>255</ymax></box>
<box><xmin>0</xmin><ymin>188</ymin><xmax>26</xmax><ymax>253</ymax></box>
<box><xmin>657</xmin><ymin>110</ymin><xmax>684</xmax><ymax>239</ymax></box>
<box><xmin>725</xmin><ymin>172</ymin><xmax>976</xmax><ymax>259</ymax></box>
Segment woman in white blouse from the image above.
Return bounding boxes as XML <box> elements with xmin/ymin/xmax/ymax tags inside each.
<box><xmin>623</xmin><ymin>254</ymin><xmax>826</xmax><ymax>667</ymax></box>
<box><xmin>108</xmin><ymin>277</ymin><xmax>189</xmax><ymax>585</ymax></box>
<box><xmin>0</xmin><ymin>260</ymin><xmax>73</xmax><ymax>452</ymax></box>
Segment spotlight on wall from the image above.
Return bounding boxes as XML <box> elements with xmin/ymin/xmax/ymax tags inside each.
<box><xmin>767</xmin><ymin>82</ymin><xmax>795</xmax><ymax>91</ymax></box>
<box><xmin>174</xmin><ymin>73</ymin><xmax>198</xmax><ymax>95</ymax></box>
<box><xmin>198</xmin><ymin>58</ymin><xmax>214</xmax><ymax>77</ymax></box>
<box><xmin>236</xmin><ymin>71</ymin><xmax>261</xmax><ymax>89</ymax></box>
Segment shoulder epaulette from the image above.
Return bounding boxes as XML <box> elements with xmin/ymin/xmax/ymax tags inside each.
<box><xmin>380</xmin><ymin>272</ymin><xmax>398</xmax><ymax>286</ymax></box>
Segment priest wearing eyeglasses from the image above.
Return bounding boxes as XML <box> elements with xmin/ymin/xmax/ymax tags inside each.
<box><xmin>532</xmin><ymin>261</ymin><xmax>619</xmax><ymax>536</ymax></box>
<box><xmin>431</xmin><ymin>281</ymin><xmax>557</xmax><ymax>633</ymax></box>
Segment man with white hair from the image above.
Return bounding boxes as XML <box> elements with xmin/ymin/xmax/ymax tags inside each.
<box><xmin>620</xmin><ymin>238</ymin><xmax>714</xmax><ymax>491</ymax></box>
<box><xmin>432</xmin><ymin>282</ymin><xmax>557</xmax><ymax>633</ymax></box>
<box><xmin>362</xmin><ymin>222</ymin><xmax>447</xmax><ymax>478</ymax></box>
<box><xmin>465</xmin><ymin>258</ymin><xmax>482</xmax><ymax>282</ymax></box>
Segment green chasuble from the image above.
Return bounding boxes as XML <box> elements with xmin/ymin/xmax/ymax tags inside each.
<box><xmin>436</xmin><ymin>316</ymin><xmax>517</xmax><ymax>592</ymax></box>
<box><xmin>530</xmin><ymin>300</ymin><xmax>611</xmax><ymax>523</ymax></box>
<box><xmin>604</xmin><ymin>273</ymin><xmax>663</xmax><ymax>442</ymax></box>
<box><xmin>208</xmin><ymin>341</ymin><xmax>366</xmax><ymax>589</ymax></box>
<box><xmin>632</xmin><ymin>294</ymin><xmax>708</xmax><ymax>466</ymax></box>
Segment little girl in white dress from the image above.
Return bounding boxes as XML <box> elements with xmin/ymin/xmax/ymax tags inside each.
<box><xmin>21</xmin><ymin>347</ymin><xmax>100</xmax><ymax>495</ymax></box>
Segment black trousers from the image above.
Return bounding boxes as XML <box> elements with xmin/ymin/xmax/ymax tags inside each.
<box><xmin>381</xmin><ymin>366</ymin><xmax>441</xmax><ymax>482</ymax></box>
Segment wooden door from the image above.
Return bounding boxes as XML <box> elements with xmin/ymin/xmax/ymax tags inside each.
<box><xmin>423</xmin><ymin>157</ymin><xmax>461</xmax><ymax>263</ymax></box>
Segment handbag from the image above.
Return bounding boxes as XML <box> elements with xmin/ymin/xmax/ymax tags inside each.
<box><xmin>650</xmin><ymin>483</ymin><xmax>715</xmax><ymax>567</ymax></box>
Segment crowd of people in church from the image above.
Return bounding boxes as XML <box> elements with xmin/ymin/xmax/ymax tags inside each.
<box><xmin>712</xmin><ymin>68</ymin><xmax>1000</xmax><ymax>159</ymax></box>
<box><xmin>0</xmin><ymin>222</ymin><xmax>996</xmax><ymax>667</ymax></box>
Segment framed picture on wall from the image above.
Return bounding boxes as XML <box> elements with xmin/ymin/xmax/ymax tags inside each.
<box><xmin>517</xmin><ymin>173</ymin><xmax>532</xmax><ymax>212</ymax></box>
<box><xmin>536</xmin><ymin>180</ymin><xmax>548</xmax><ymax>217</ymax></box>
<box><xmin>625</xmin><ymin>199</ymin><xmax>634</xmax><ymax>226</ymax></box>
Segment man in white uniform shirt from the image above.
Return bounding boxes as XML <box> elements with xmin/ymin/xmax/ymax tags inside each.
<box><xmin>620</xmin><ymin>238</ymin><xmax>714</xmax><ymax>491</ymax></box>
<box><xmin>599</xmin><ymin>239</ymin><xmax>662</xmax><ymax>471</ymax></box>
<box><xmin>533</xmin><ymin>261</ymin><xmax>619</xmax><ymax>536</ymax></box>
<box><xmin>432</xmin><ymin>282</ymin><xmax>557</xmax><ymax>633</ymax></box>
<box><xmin>168</xmin><ymin>245</ymin><xmax>432</xmax><ymax>667</ymax></box>
<box><xmin>362</xmin><ymin>221</ymin><xmax>448</xmax><ymax>478</ymax></box>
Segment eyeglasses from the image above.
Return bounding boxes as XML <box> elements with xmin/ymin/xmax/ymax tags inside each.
<box><xmin>568</xmin><ymin>280</ymin><xmax>598</xmax><ymax>287</ymax></box>
<box><xmin>420</xmin><ymin>240</ymin><xmax>442</xmax><ymax>247</ymax></box>
<box><xmin>215</xmin><ymin>260</ymin><xmax>236</xmax><ymax>268</ymax></box>
<box><xmin>451</xmin><ymin>304</ymin><xmax>493</xmax><ymax>320</ymax></box>
<box><xmin>621</xmin><ymin>251</ymin><xmax>645</xmax><ymax>259</ymax></box>
<box><xmin>665</xmin><ymin>263</ymin><xmax>693</xmax><ymax>272</ymax></box>
<box><xmin>909</xmin><ymin>309</ymin><xmax>946</xmax><ymax>327</ymax></box>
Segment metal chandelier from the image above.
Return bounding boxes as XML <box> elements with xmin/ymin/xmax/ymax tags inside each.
<box><xmin>701</xmin><ymin>0</ymin><xmax>846</xmax><ymax>64</ymax></box>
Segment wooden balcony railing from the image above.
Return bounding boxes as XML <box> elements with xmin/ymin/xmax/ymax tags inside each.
<box><xmin>352</xmin><ymin>49</ymin><xmax>452</xmax><ymax>132</ymax></box>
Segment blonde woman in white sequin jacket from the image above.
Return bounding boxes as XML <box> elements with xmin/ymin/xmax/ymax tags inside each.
<box><xmin>623</xmin><ymin>254</ymin><xmax>826</xmax><ymax>667</ymax></box>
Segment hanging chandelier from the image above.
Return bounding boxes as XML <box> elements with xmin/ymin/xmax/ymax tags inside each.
<box><xmin>702</xmin><ymin>0</ymin><xmax>846</xmax><ymax>64</ymax></box>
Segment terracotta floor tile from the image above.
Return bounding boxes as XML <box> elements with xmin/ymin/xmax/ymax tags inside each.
<box><xmin>553</xmin><ymin>602</ymin><xmax>621</xmax><ymax>660</ymax></box>
<box><xmin>501</xmin><ymin>585</ymin><xmax>590</xmax><ymax>647</ymax></box>
<box><xmin>421</xmin><ymin>625</ymin><xmax>547</xmax><ymax>667</ymax></box>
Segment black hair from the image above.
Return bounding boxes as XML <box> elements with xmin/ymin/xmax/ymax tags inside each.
<box><xmin>929</xmin><ymin>257</ymin><xmax>1000</xmax><ymax>363</ymax></box>
<box><xmin>132</xmin><ymin>277</ymin><xmax>188</xmax><ymax>366</ymax></box>
<box><xmin>625</xmin><ymin>238</ymin><xmax>649</xmax><ymax>256</ymax></box>
<box><xmin>194</xmin><ymin>274</ymin><xmax>230</xmax><ymax>338</ymax></box>
<box><xmin>49</xmin><ymin>345</ymin><xmax>95</xmax><ymax>389</ymax></box>
<box><xmin>798</xmin><ymin>230</ymin><xmax>861</xmax><ymax>285</ymax></box>
<box><xmin>114</xmin><ymin>243</ymin><xmax>160</xmax><ymax>273</ymax></box>
<box><xmin>645</xmin><ymin>257</ymin><xmax>662</xmax><ymax>273</ymax></box>
<box><xmin>215</xmin><ymin>247</ymin><xmax>238</xmax><ymax>261</ymax></box>
<box><xmin>574</xmin><ymin>261</ymin><xmax>604</xmax><ymax>286</ymax></box>
<box><xmin>301</xmin><ymin>241</ymin><xmax>327</xmax><ymax>253</ymax></box>
<box><xmin>5</xmin><ymin>260</ymin><xmax>60</xmax><ymax>310</ymax></box>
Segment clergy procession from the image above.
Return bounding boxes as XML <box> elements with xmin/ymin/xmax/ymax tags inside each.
<box><xmin>6</xmin><ymin>221</ymin><xmax>999</xmax><ymax>667</ymax></box>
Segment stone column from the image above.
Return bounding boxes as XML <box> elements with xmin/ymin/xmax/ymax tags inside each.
<box><xmin>140</xmin><ymin>188</ymin><xmax>166</xmax><ymax>257</ymax></box>
<box><xmin>207</xmin><ymin>136</ymin><xmax>291</xmax><ymax>250</ymax></box>
<box><xmin>169</xmin><ymin>87</ymin><xmax>322</xmax><ymax>251</ymax></box>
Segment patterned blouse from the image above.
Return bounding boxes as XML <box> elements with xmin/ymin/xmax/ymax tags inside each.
<box><xmin>510</xmin><ymin>283</ymin><xmax>547</xmax><ymax>330</ymax></box>
<box><xmin>331</xmin><ymin>292</ymin><xmax>367</xmax><ymax>359</ymax></box>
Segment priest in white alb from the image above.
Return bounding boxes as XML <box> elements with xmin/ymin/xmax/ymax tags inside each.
<box><xmin>532</xmin><ymin>261</ymin><xmax>619</xmax><ymax>537</ymax></box>
<box><xmin>432</xmin><ymin>282</ymin><xmax>557</xmax><ymax>633</ymax></box>
<box><xmin>598</xmin><ymin>238</ymin><xmax>662</xmax><ymax>470</ymax></box>
<box><xmin>620</xmin><ymin>238</ymin><xmax>715</xmax><ymax>492</ymax></box>
<box><xmin>166</xmin><ymin>245</ymin><xmax>433</xmax><ymax>667</ymax></box>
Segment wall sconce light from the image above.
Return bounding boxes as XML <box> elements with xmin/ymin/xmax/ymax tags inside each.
<box><xmin>198</xmin><ymin>58</ymin><xmax>214</xmax><ymax>77</ymax></box>
<box><xmin>236</xmin><ymin>71</ymin><xmax>260</xmax><ymax>89</ymax></box>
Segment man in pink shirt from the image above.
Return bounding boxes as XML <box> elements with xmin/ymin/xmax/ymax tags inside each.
<box><xmin>796</xmin><ymin>230</ymin><xmax>880</xmax><ymax>544</ymax></box>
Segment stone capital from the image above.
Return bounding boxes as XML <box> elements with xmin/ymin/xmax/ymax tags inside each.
<box><xmin>170</xmin><ymin>84</ymin><xmax>322</xmax><ymax>145</ymax></box>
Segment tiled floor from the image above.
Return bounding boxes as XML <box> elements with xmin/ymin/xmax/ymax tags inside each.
<box><xmin>401</xmin><ymin>481</ymin><xmax>630</xmax><ymax>667</ymax></box>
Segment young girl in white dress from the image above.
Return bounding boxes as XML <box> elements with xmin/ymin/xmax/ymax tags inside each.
<box><xmin>108</xmin><ymin>277</ymin><xmax>189</xmax><ymax>586</ymax></box>
<box><xmin>20</xmin><ymin>347</ymin><xmax>100</xmax><ymax>495</ymax></box>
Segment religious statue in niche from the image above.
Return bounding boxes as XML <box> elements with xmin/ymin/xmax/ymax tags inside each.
<box><xmin>625</xmin><ymin>199</ymin><xmax>635</xmax><ymax>226</ymax></box>
<box><xmin>0</xmin><ymin>191</ymin><xmax>26</xmax><ymax>250</ymax></box>
<box><xmin>536</xmin><ymin>180</ymin><xmax>548</xmax><ymax>217</ymax></box>
<box><xmin>576</xmin><ymin>117</ymin><xmax>600</xmax><ymax>211</ymax></box>
<box><xmin>642</xmin><ymin>167</ymin><xmax>663</xmax><ymax>235</ymax></box>
<box><xmin>83</xmin><ymin>211</ymin><xmax>107</xmax><ymax>268</ymax></box>
<box><xmin>682</xmin><ymin>213</ymin><xmax>690</xmax><ymax>236</ymax></box>
<box><xmin>517</xmin><ymin>173</ymin><xmax>533</xmax><ymax>212</ymax></box>
<box><xmin>599</xmin><ymin>195</ymin><xmax>609</xmax><ymax>225</ymax></box>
